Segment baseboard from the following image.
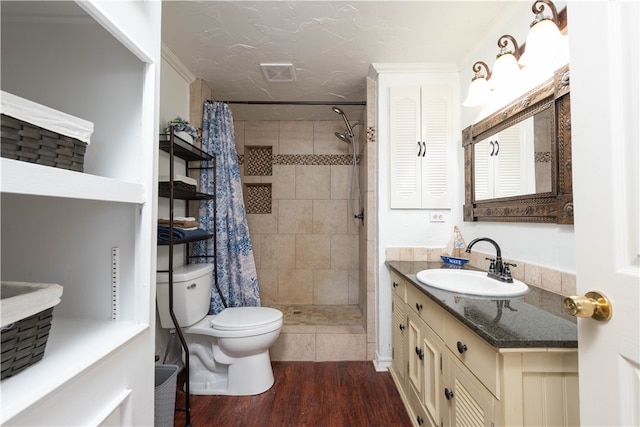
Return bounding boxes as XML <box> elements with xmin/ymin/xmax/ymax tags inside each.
<box><xmin>373</xmin><ymin>351</ymin><xmax>392</xmax><ymax>372</ymax></box>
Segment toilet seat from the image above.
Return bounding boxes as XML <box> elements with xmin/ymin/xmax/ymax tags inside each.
<box><xmin>211</xmin><ymin>307</ymin><xmax>283</xmax><ymax>331</ymax></box>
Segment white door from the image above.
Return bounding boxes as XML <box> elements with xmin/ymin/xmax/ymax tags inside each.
<box><xmin>569</xmin><ymin>1</ymin><xmax>639</xmax><ymax>426</ymax></box>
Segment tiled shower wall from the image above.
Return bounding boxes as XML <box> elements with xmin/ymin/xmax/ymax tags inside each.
<box><xmin>233</xmin><ymin>120</ymin><xmax>363</xmax><ymax>308</ymax></box>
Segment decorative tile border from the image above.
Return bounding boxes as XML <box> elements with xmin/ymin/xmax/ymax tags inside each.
<box><xmin>535</xmin><ymin>151</ymin><xmax>552</xmax><ymax>162</ymax></box>
<box><xmin>274</xmin><ymin>154</ymin><xmax>356</xmax><ymax>166</ymax></box>
<box><xmin>367</xmin><ymin>126</ymin><xmax>376</xmax><ymax>144</ymax></box>
<box><xmin>238</xmin><ymin>154</ymin><xmax>358</xmax><ymax>166</ymax></box>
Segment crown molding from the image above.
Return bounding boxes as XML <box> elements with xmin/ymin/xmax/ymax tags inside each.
<box><xmin>161</xmin><ymin>43</ymin><xmax>196</xmax><ymax>84</ymax></box>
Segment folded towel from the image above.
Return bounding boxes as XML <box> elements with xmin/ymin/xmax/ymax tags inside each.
<box><xmin>157</xmin><ymin>225</ymin><xmax>209</xmax><ymax>242</ymax></box>
<box><xmin>159</xmin><ymin>216</ymin><xmax>196</xmax><ymax>222</ymax></box>
<box><xmin>158</xmin><ymin>218</ymin><xmax>198</xmax><ymax>228</ymax></box>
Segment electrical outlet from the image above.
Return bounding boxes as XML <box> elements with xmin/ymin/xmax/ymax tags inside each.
<box><xmin>429</xmin><ymin>211</ymin><xmax>446</xmax><ymax>223</ymax></box>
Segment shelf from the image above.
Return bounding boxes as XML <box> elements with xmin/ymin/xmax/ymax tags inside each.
<box><xmin>159</xmin><ymin>133</ymin><xmax>213</xmax><ymax>162</ymax></box>
<box><xmin>158</xmin><ymin>182</ymin><xmax>214</xmax><ymax>200</ymax></box>
<box><xmin>0</xmin><ymin>158</ymin><xmax>145</xmax><ymax>204</ymax></box>
<box><xmin>157</xmin><ymin>233</ymin><xmax>215</xmax><ymax>246</ymax></box>
<box><xmin>0</xmin><ymin>318</ymin><xmax>148</xmax><ymax>424</ymax></box>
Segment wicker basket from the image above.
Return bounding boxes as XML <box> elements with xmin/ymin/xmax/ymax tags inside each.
<box><xmin>1</xmin><ymin>281</ymin><xmax>63</xmax><ymax>381</ymax></box>
<box><xmin>1</xmin><ymin>114</ymin><xmax>87</xmax><ymax>172</ymax></box>
<box><xmin>1</xmin><ymin>307</ymin><xmax>54</xmax><ymax>381</ymax></box>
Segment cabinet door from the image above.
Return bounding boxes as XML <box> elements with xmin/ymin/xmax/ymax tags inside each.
<box><xmin>390</xmin><ymin>86</ymin><xmax>422</xmax><ymax>208</ymax></box>
<box><xmin>390</xmin><ymin>85</ymin><xmax>452</xmax><ymax>209</ymax></box>
<box><xmin>391</xmin><ymin>296</ymin><xmax>408</xmax><ymax>387</ymax></box>
<box><xmin>420</xmin><ymin>85</ymin><xmax>452</xmax><ymax>208</ymax></box>
<box><xmin>420</xmin><ymin>322</ymin><xmax>444</xmax><ymax>427</ymax></box>
<box><xmin>443</xmin><ymin>355</ymin><xmax>495</xmax><ymax>427</ymax></box>
<box><xmin>407</xmin><ymin>310</ymin><xmax>423</xmax><ymax>397</ymax></box>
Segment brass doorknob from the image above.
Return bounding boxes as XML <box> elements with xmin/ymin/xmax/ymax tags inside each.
<box><xmin>562</xmin><ymin>291</ymin><xmax>612</xmax><ymax>321</ymax></box>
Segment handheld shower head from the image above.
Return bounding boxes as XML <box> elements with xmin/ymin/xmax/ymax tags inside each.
<box><xmin>332</xmin><ymin>106</ymin><xmax>354</xmax><ymax>137</ymax></box>
<box><xmin>334</xmin><ymin>131</ymin><xmax>352</xmax><ymax>144</ymax></box>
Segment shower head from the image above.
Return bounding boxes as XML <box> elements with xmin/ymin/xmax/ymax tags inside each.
<box><xmin>332</xmin><ymin>106</ymin><xmax>345</xmax><ymax>115</ymax></box>
<box><xmin>334</xmin><ymin>131</ymin><xmax>352</xmax><ymax>144</ymax></box>
<box><xmin>332</xmin><ymin>106</ymin><xmax>354</xmax><ymax>138</ymax></box>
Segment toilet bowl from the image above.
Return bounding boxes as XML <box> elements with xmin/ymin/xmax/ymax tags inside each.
<box><xmin>157</xmin><ymin>264</ymin><xmax>282</xmax><ymax>395</ymax></box>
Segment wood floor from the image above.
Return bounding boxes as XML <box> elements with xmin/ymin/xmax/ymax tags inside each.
<box><xmin>173</xmin><ymin>361</ymin><xmax>412</xmax><ymax>427</ymax></box>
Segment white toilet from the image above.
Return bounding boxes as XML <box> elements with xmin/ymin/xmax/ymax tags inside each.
<box><xmin>156</xmin><ymin>263</ymin><xmax>282</xmax><ymax>396</ymax></box>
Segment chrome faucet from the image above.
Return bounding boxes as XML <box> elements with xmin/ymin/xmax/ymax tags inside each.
<box><xmin>465</xmin><ymin>237</ymin><xmax>516</xmax><ymax>283</ymax></box>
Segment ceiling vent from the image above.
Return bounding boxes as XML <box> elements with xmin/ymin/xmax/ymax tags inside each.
<box><xmin>260</xmin><ymin>63</ymin><xmax>296</xmax><ymax>83</ymax></box>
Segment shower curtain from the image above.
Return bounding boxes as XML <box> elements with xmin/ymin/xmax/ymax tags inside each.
<box><xmin>193</xmin><ymin>101</ymin><xmax>261</xmax><ymax>314</ymax></box>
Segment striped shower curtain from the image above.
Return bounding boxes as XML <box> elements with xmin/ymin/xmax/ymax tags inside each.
<box><xmin>192</xmin><ymin>101</ymin><xmax>261</xmax><ymax>314</ymax></box>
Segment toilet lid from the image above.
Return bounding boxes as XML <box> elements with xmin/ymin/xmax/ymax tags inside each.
<box><xmin>210</xmin><ymin>307</ymin><xmax>283</xmax><ymax>331</ymax></box>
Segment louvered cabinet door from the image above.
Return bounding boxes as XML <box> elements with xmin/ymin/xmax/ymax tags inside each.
<box><xmin>390</xmin><ymin>85</ymin><xmax>452</xmax><ymax>209</ymax></box>
<box><xmin>390</xmin><ymin>86</ymin><xmax>422</xmax><ymax>208</ymax></box>
<box><xmin>420</xmin><ymin>85</ymin><xmax>453</xmax><ymax>208</ymax></box>
<box><xmin>443</xmin><ymin>354</ymin><xmax>496</xmax><ymax>427</ymax></box>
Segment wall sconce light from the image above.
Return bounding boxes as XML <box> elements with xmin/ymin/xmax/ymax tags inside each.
<box><xmin>489</xmin><ymin>35</ymin><xmax>521</xmax><ymax>90</ymax></box>
<box><xmin>518</xmin><ymin>0</ymin><xmax>567</xmax><ymax>69</ymax></box>
<box><xmin>463</xmin><ymin>0</ymin><xmax>568</xmax><ymax>109</ymax></box>
<box><xmin>462</xmin><ymin>61</ymin><xmax>492</xmax><ymax>107</ymax></box>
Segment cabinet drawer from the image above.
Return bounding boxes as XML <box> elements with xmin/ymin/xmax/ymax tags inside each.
<box><xmin>444</xmin><ymin>313</ymin><xmax>500</xmax><ymax>397</ymax></box>
<box><xmin>407</xmin><ymin>285</ymin><xmax>445</xmax><ymax>338</ymax></box>
<box><xmin>390</xmin><ymin>271</ymin><xmax>407</xmax><ymax>303</ymax></box>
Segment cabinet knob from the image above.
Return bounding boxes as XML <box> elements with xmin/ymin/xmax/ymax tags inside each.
<box><xmin>399</xmin><ymin>324</ymin><xmax>405</xmax><ymax>331</ymax></box>
<box><xmin>416</xmin><ymin>415</ymin><xmax>424</xmax><ymax>425</ymax></box>
<box><xmin>392</xmin><ymin>281</ymin><xmax>399</xmax><ymax>288</ymax></box>
<box><xmin>444</xmin><ymin>387</ymin><xmax>454</xmax><ymax>400</ymax></box>
<box><xmin>415</xmin><ymin>302</ymin><xmax>423</xmax><ymax>311</ymax></box>
<box><xmin>456</xmin><ymin>341</ymin><xmax>467</xmax><ymax>354</ymax></box>
<box><xmin>415</xmin><ymin>347</ymin><xmax>424</xmax><ymax>360</ymax></box>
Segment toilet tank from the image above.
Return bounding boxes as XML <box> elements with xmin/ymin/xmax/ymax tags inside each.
<box><xmin>156</xmin><ymin>263</ymin><xmax>213</xmax><ymax>328</ymax></box>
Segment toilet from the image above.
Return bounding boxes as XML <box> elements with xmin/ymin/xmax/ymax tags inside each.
<box><xmin>156</xmin><ymin>263</ymin><xmax>282</xmax><ymax>395</ymax></box>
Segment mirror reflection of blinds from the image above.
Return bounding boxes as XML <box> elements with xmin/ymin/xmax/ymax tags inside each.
<box><xmin>495</xmin><ymin>125</ymin><xmax>522</xmax><ymax>198</ymax></box>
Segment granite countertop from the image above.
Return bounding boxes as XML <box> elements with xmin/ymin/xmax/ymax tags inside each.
<box><xmin>386</xmin><ymin>260</ymin><xmax>578</xmax><ymax>349</ymax></box>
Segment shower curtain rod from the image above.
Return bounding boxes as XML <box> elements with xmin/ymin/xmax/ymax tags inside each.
<box><xmin>208</xmin><ymin>100</ymin><xmax>366</xmax><ymax>106</ymax></box>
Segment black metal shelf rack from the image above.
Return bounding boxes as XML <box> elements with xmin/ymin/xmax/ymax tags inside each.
<box><xmin>158</xmin><ymin>129</ymin><xmax>215</xmax><ymax>427</ymax></box>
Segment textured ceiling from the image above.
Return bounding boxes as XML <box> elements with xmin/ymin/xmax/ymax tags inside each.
<box><xmin>161</xmin><ymin>1</ymin><xmax>518</xmax><ymax>120</ymax></box>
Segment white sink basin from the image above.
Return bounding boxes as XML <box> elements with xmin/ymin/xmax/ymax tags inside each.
<box><xmin>415</xmin><ymin>269</ymin><xmax>528</xmax><ymax>297</ymax></box>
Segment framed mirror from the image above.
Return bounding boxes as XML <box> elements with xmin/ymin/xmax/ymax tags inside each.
<box><xmin>462</xmin><ymin>65</ymin><xmax>572</xmax><ymax>223</ymax></box>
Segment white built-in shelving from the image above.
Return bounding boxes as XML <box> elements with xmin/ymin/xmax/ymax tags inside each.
<box><xmin>0</xmin><ymin>1</ymin><xmax>160</xmax><ymax>425</ymax></box>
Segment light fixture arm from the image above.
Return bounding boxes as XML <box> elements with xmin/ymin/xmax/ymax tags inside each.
<box><xmin>497</xmin><ymin>34</ymin><xmax>521</xmax><ymax>60</ymax></box>
<box><xmin>531</xmin><ymin>0</ymin><xmax>559</xmax><ymax>25</ymax></box>
<box><xmin>471</xmin><ymin>61</ymin><xmax>492</xmax><ymax>81</ymax></box>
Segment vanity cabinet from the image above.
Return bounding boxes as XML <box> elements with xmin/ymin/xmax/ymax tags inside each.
<box><xmin>389</xmin><ymin>270</ymin><xmax>579</xmax><ymax>427</ymax></box>
<box><xmin>389</xmin><ymin>84</ymin><xmax>453</xmax><ymax>209</ymax></box>
<box><xmin>1</xmin><ymin>2</ymin><xmax>160</xmax><ymax>425</ymax></box>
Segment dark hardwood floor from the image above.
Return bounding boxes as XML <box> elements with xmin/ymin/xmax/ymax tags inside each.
<box><xmin>173</xmin><ymin>361</ymin><xmax>412</xmax><ymax>427</ymax></box>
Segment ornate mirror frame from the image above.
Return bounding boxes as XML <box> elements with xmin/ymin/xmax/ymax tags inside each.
<box><xmin>462</xmin><ymin>65</ymin><xmax>572</xmax><ymax>224</ymax></box>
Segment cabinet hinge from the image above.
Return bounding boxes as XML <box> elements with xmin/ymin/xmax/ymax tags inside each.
<box><xmin>439</xmin><ymin>353</ymin><xmax>443</xmax><ymax>373</ymax></box>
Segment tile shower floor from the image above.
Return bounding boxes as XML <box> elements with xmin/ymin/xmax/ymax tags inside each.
<box><xmin>269</xmin><ymin>304</ymin><xmax>364</xmax><ymax>327</ymax></box>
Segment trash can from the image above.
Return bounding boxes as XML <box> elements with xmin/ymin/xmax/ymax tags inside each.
<box><xmin>155</xmin><ymin>364</ymin><xmax>179</xmax><ymax>427</ymax></box>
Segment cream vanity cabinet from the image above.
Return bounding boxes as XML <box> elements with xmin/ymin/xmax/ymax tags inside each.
<box><xmin>384</xmin><ymin>70</ymin><xmax>457</xmax><ymax>209</ymax></box>
<box><xmin>1</xmin><ymin>2</ymin><xmax>160</xmax><ymax>425</ymax></box>
<box><xmin>389</xmin><ymin>269</ymin><xmax>579</xmax><ymax>427</ymax></box>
